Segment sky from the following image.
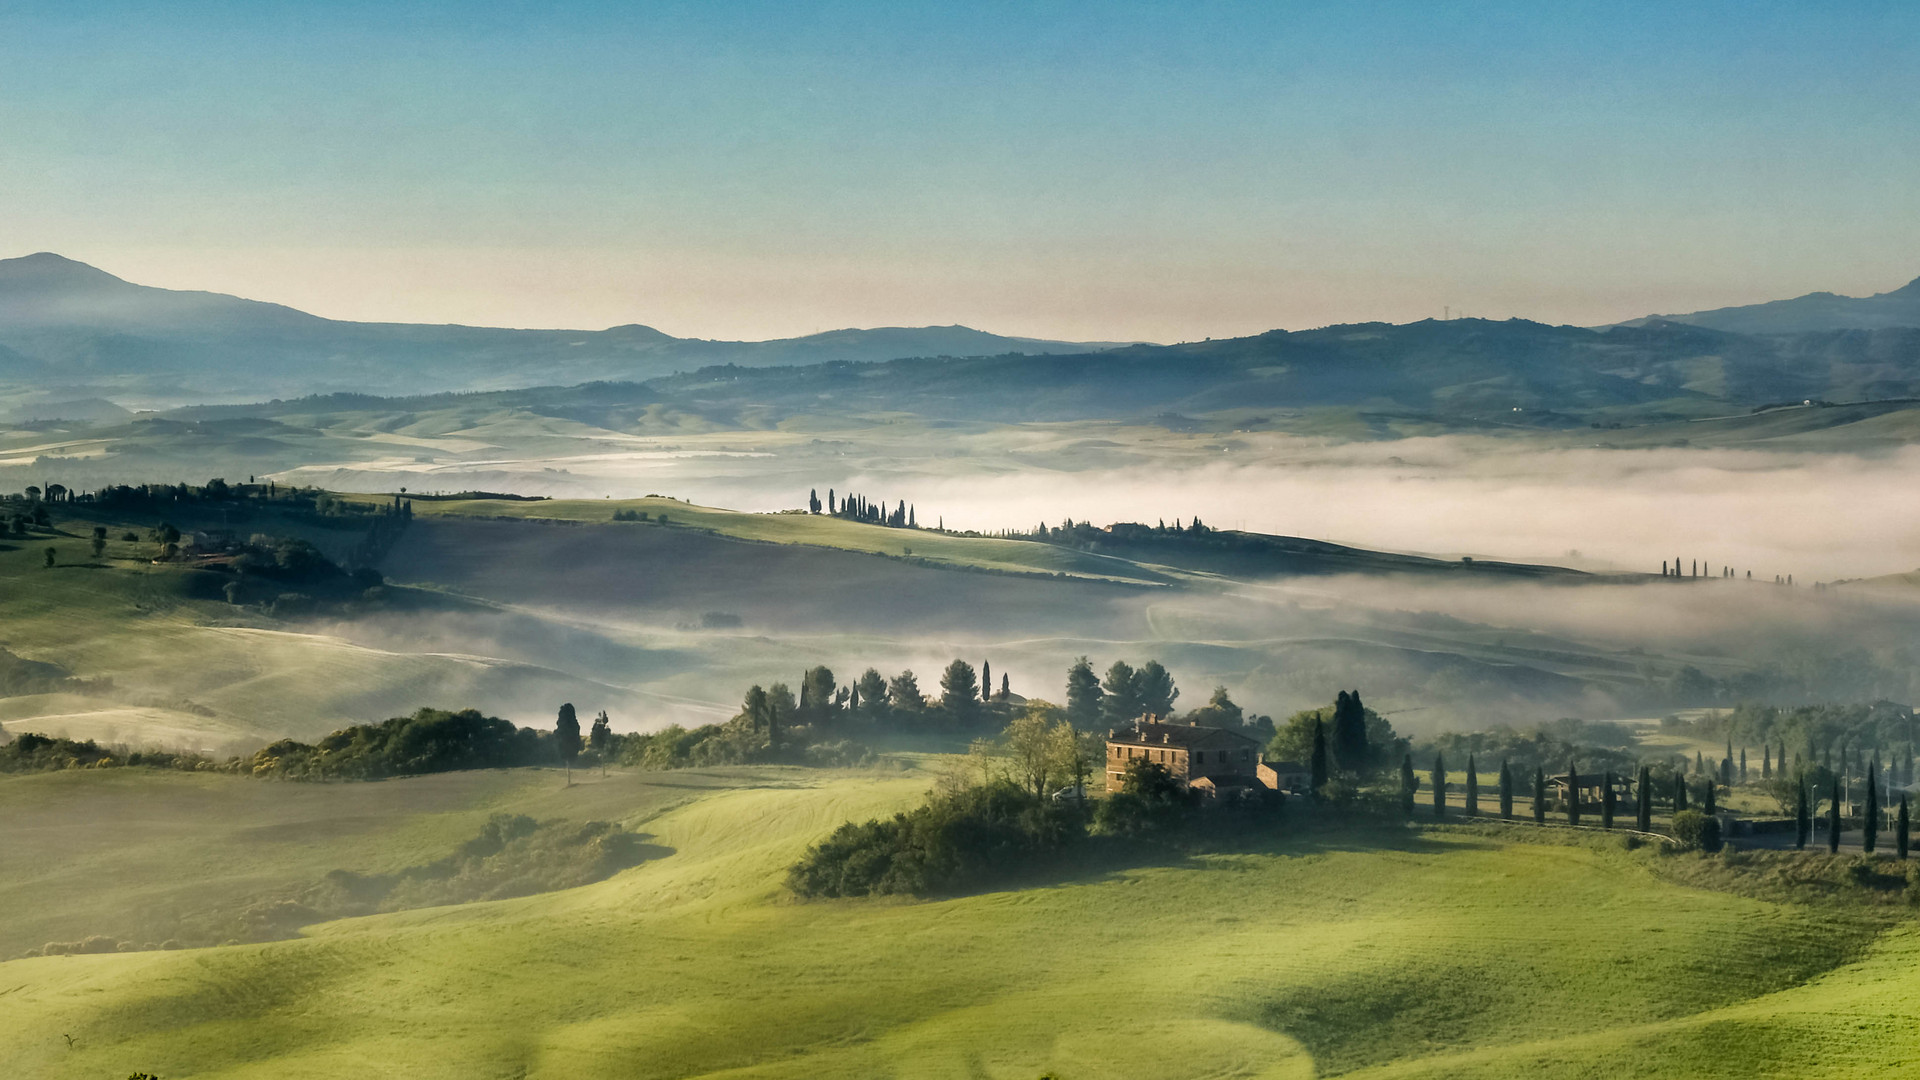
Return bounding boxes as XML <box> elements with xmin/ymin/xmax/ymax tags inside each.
<box><xmin>3</xmin><ymin>1</ymin><xmax>1918</xmax><ymax>341</ymax></box>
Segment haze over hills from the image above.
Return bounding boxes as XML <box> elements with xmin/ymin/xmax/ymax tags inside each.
<box><xmin>8</xmin><ymin>252</ymin><xmax>1920</xmax><ymax>422</ymax></box>
<box><xmin>0</xmin><ymin>253</ymin><xmax>1134</xmax><ymax>403</ymax></box>
<box><xmin>1634</xmin><ymin>273</ymin><xmax>1920</xmax><ymax>335</ymax></box>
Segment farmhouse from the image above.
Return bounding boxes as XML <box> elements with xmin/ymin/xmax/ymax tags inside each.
<box><xmin>1105</xmin><ymin>718</ymin><xmax>1262</xmax><ymax>794</ymax></box>
<box><xmin>1548</xmin><ymin>771</ymin><xmax>1632</xmax><ymax>808</ymax></box>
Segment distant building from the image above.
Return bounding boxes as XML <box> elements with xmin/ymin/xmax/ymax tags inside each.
<box><xmin>1257</xmin><ymin>760</ymin><xmax>1311</xmax><ymax>794</ymax></box>
<box><xmin>1104</xmin><ymin>718</ymin><xmax>1262</xmax><ymax>794</ymax></box>
<box><xmin>1547</xmin><ymin>772</ymin><xmax>1633</xmax><ymax>808</ymax></box>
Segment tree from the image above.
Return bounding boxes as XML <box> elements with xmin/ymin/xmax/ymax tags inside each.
<box><xmin>1100</xmin><ymin>661</ymin><xmax>1141</xmax><ymax>725</ymax></box>
<box><xmin>940</xmin><ymin>659</ymin><xmax>980</xmax><ymax>720</ymax></box>
<box><xmin>1567</xmin><ymin>762</ymin><xmax>1581</xmax><ymax>827</ymax></box>
<box><xmin>1532</xmin><ymin>767</ymin><xmax>1546</xmax><ymax>824</ymax></box>
<box><xmin>43</xmin><ymin>546</ymin><xmax>55</xmax><ymax>568</ymax></box>
<box><xmin>1004</xmin><ymin>703</ymin><xmax>1073</xmax><ymax>801</ymax></box>
<box><xmin>887</xmin><ymin>670</ymin><xmax>925</xmax><ymax>713</ymax></box>
<box><xmin>1865</xmin><ymin>761</ymin><xmax>1879</xmax><ymax>854</ymax></box>
<box><xmin>1400</xmin><ymin>754</ymin><xmax>1416</xmax><ymax>817</ymax></box>
<box><xmin>1309</xmin><ymin>719</ymin><xmax>1329</xmax><ymax>798</ymax></box>
<box><xmin>997</xmin><ymin>673</ymin><xmax>1010</xmax><ymax>702</ymax></box>
<box><xmin>1763</xmin><ymin>744</ymin><xmax>1772</xmax><ymax>780</ymax></box>
<box><xmin>1498</xmin><ymin>759</ymin><xmax>1513</xmax><ymax>819</ymax></box>
<box><xmin>1136</xmin><ymin>660</ymin><xmax>1178</xmax><ymax>716</ymax></box>
<box><xmin>1431</xmin><ymin>753</ymin><xmax>1446</xmax><ymax>818</ymax></box>
<box><xmin>1702</xmin><ymin>776</ymin><xmax>1715</xmax><ymax>817</ymax></box>
<box><xmin>801</xmin><ymin>666</ymin><xmax>839</xmax><ymax>727</ymax></box>
<box><xmin>1601</xmin><ymin>771</ymin><xmax>1616</xmax><ymax>830</ymax></box>
<box><xmin>555</xmin><ymin>703</ymin><xmax>582</xmax><ymax>782</ymax></box>
<box><xmin>588</xmin><ymin>710</ymin><xmax>611</xmax><ymax>752</ymax></box>
<box><xmin>1673</xmin><ymin>772</ymin><xmax>1688</xmax><ymax>813</ymax></box>
<box><xmin>1465</xmin><ymin>754</ymin><xmax>1479</xmax><ymax>817</ymax></box>
<box><xmin>1065</xmin><ymin>657</ymin><xmax>1103</xmax><ymax>728</ymax></box>
<box><xmin>90</xmin><ymin>534</ymin><xmax>105</xmax><ymax>558</ymax></box>
<box><xmin>1636</xmin><ymin>766</ymin><xmax>1652</xmax><ymax>831</ymax></box>
<box><xmin>1739</xmin><ymin>746</ymin><xmax>1748</xmax><ymax>784</ymax></box>
<box><xmin>1188</xmin><ymin>686</ymin><xmax>1244</xmax><ymax>730</ymax></box>
<box><xmin>854</xmin><ymin>668</ymin><xmax>889</xmax><ymax>720</ymax></box>
<box><xmin>1899</xmin><ymin>796</ymin><xmax>1910</xmax><ymax>860</ymax></box>
<box><xmin>742</xmin><ymin>685</ymin><xmax>770</xmax><ymax>732</ymax></box>
<box><xmin>1795</xmin><ymin>781</ymin><xmax>1810</xmax><ymax>850</ymax></box>
<box><xmin>981</xmin><ymin>660</ymin><xmax>992</xmax><ymax>706</ymax></box>
<box><xmin>1829</xmin><ymin>777</ymin><xmax>1842</xmax><ymax>854</ymax></box>
<box><xmin>1331</xmin><ymin>690</ymin><xmax>1368</xmax><ymax>773</ymax></box>
<box><xmin>765</xmin><ymin>683</ymin><xmax>797</xmax><ymax>746</ymax></box>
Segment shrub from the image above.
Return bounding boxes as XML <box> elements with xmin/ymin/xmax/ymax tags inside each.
<box><xmin>788</xmin><ymin>780</ymin><xmax>1079</xmax><ymax>898</ymax></box>
<box><xmin>1672</xmin><ymin>810</ymin><xmax>1723</xmax><ymax>852</ymax></box>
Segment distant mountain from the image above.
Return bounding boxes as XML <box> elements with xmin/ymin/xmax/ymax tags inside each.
<box><xmin>169</xmin><ymin>315</ymin><xmax>1920</xmax><ymax>432</ymax></box>
<box><xmin>0</xmin><ymin>253</ymin><xmax>1135</xmax><ymax>401</ymax></box>
<box><xmin>1633</xmin><ymin>274</ymin><xmax>1920</xmax><ymax>335</ymax></box>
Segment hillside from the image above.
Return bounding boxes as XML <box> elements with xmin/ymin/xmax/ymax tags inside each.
<box><xmin>1646</xmin><ymin>274</ymin><xmax>1920</xmax><ymax>335</ymax></box>
<box><xmin>0</xmin><ymin>253</ymin><xmax>1130</xmax><ymax>403</ymax></box>
<box><xmin>0</xmin><ymin>763</ymin><xmax>1914</xmax><ymax>1079</ymax></box>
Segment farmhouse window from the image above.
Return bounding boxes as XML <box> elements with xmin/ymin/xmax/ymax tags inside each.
<box><xmin>1194</xmin><ymin>751</ymin><xmax>1205</xmax><ymax>765</ymax></box>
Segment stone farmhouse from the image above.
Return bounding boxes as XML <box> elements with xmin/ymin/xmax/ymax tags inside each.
<box><xmin>1105</xmin><ymin>718</ymin><xmax>1289</xmax><ymax>795</ymax></box>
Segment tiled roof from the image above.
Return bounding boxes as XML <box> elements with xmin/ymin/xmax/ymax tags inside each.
<box><xmin>1108</xmin><ymin>719</ymin><xmax>1260</xmax><ymax>749</ymax></box>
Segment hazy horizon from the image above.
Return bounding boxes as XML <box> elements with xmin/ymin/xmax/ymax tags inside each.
<box><xmin>5</xmin><ymin>3</ymin><xmax>1917</xmax><ymax>340</ymax></box>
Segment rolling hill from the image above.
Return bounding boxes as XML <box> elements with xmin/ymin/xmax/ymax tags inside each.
<box><xmin>1645</xmin><ymin>273</ymin><xmax>1920</xmax><ymax>335</ymax></box>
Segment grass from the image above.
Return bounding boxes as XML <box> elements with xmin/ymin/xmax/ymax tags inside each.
<box><xmin>385</xmin><ymin>492</ymin><xmax>1177</xmax><ymax>585</ymax></box>
<box><xmin>0</xmin><ymin>763</ymin><xmax>1913</xmax><ymax>1079</ymax></box>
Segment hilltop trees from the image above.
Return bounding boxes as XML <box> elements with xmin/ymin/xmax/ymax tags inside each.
<box><xmin>939</xmin><ymin>659</ymin><xmax>981</xmax><ymax>721</ymax></box>
<box><xmin>1136</xmin><ymin>661</ymin><xmax>1178</xmax><ymax>716</ymax></box>
<box><xmin>887</xmin><ymin>670</ymin><xmax>925</xmax><ymax>713</ymax></box>
<box><xmin>1270</xmin><ymin>695</ymin><xmax>1404</xmax><ymax>781</ymax></box>
<box><xmin>1331</xmin><ymin>690</ymin><xmax>1370</xmax><ymax>771</ymax></box>
<box><xmin>1065</xmin><ymin>658</ymin><xmax>1102</xmax><ymax>727</ymax></box>
<box><xmin>1100</xmin><ymin>661</ymin><xmax>1142</xmax><ymax>725</ymax></box>
<box><xmin>1310</xmin><ymin>720</ymin><xmax>1329</xmax><ymax>797</ymax></box>
<box><xmin>556</xmin><ymin>703</ymin><xmax>582</xmax><ymax>782</ymax></box>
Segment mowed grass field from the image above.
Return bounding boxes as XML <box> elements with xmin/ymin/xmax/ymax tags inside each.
<box><xmin>2</xmin><ymin>762</ymin><xmax>1915</xmax><ymax>1080</ymax></box>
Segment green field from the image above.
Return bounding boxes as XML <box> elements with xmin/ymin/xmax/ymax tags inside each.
<box><xmin>1</xmin><ymin>762</ymin><xmax>1915</xmax><ymax>1079</ymax></box>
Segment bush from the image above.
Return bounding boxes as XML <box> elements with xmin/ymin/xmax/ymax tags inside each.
<box><xmin>246</xmin><ymin>707</ymin><xmax>549</xmax><ymax>780</ymax></box>
<box><xmin>788</xmin><ymin>780</ymin><xmax>1080</xmax><ymax>898</ymax></box>
<box><xmin>1672</xmin><ymin>810</ymin><xmax>1724</xmax><ymax>852</ymax></box>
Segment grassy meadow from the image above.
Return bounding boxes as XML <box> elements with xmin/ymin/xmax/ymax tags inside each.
<box><xmin>2</xmin><ymin>760</ymin><xmax>1917</xmax><ymax>1079</ymax></box>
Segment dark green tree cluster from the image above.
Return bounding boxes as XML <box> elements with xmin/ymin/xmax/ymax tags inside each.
<box><xmin>822</xmin><ymin>488</ymin><xmax>916</xmax><ymax>528</ymax></box>
<box><xmin>246</xmin><ymin>708</ymin><xmax>550</xmax><ymax>780</ymax></box>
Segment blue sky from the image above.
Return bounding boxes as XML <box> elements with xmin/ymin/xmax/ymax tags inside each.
<box><xmin>3</xmin><ymin>1</ymin><xmax>1916</xmax><ymax>339</ymax></box>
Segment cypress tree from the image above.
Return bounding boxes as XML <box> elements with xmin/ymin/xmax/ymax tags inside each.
<box><xmin>1532</xmin><ymin>767</ymin><xmax>1546</xmax><ymax>824</ymax></box>
<box><xmin>1498</xmin><ymin>759</ymin><xmax>1513</xmax><ymax>820</ymax></box>
<box><xmin>1865</xmin><ymin>762</ymin><xmax>1879</xmax><ymax>854</ymax></box>
<box><xmin>1762</xmin><ymin>744</ymin><xmax>1772</xmax><ymax>780</ymax></box>
<box><xmin>1466</xmin><ymin>754</ymin><xmax>1479</xmax><ymax>817</ymax></box>
<box><xmin>1702</xmin><ymin>777</ymin><xmax>1715</xmax><ymax>817</ymax></box>
<box><xmin>1673</xmin><ymin>772</ymin><xmax>1688</xmax><ymax>813</ymax></box>
<box><xmin>1400</xmin><ymin>753</ymin><xmax>1416</xmax><ymax>818</ymax></box>
<box><xmin>1899</xmin><ymin>796</ymin><xmax>1910</xmax><ymax>860</ymax></box>
<box><xmin>1829</xmin><ymin>777</ymin><xmax>1843</xmax><ymax>854</ymax></box>
<box><xmin>1795</xmin><ymin>781</ymin><xmax>1810</xmax><ymax>850</ymax></box>
<box><xmin>1601</xmin><ymin>771</ymin><xmax>1616</xmax><ymax>830</ymax></box>
<box><xmin>1636</xmin><ymin>766</ymin><xmax>1652</xmax><ymax>832</ymax></box>
<box><xmin>1432</xmin><ymin>753</ymin><xmax>1446</xmax><ymax>818</ymax></box>
<box><xmin>1309</xmin><ymin>720</ymin><xmax>1329</xmax><ymax>799</ymax></box>
<box><xmin>1567</xmin><ymin>762</ymin><xmax>1581</xmax><ymax>827</ymax></box>
<box><xmin>1739</xmin><ymin>747</ymin><xmax>1747</xmax><ymax>784</ymax></box>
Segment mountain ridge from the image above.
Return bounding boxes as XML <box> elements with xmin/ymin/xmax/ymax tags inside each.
<box><xmin>0</xmin><ymin>253</ymin><xmax>1139</xmax><ymax>401</ymax></box>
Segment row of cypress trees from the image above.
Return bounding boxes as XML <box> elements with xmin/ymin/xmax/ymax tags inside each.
<box><xmin>1400</xmin><ymin>752</ymin><xmax>1917</xmax><ymax>859</ymax></box>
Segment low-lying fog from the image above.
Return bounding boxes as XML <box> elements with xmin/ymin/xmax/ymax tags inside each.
<box><xmin>300</xmin><ymin>436</ymin><xmax>1920</xmax><ymax>581</ymax></box>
